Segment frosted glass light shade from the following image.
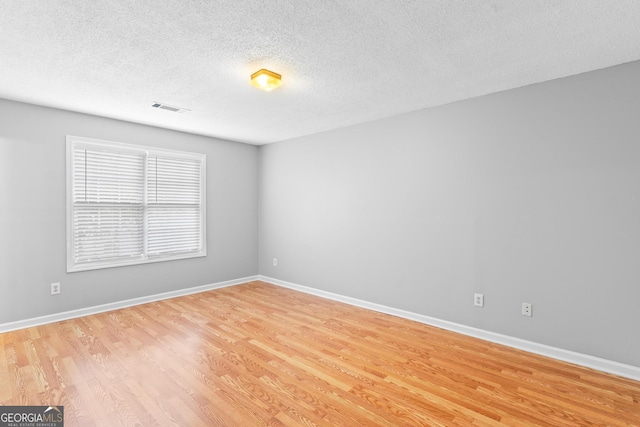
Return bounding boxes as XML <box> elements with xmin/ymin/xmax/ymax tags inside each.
<box><xmin>250</xmin><ymin>69</ymin><xmax>283</xmax><ymax>91</ymax></box>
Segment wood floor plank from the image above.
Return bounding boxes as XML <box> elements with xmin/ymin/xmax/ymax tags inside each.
<box><xmin>1</xmin><ymin>280</ymin><xmax>639</xmax><ymax>426</ymax></box>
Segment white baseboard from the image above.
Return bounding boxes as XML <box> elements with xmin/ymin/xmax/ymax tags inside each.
<box><xmin>258</xmin><ymin>275</ymin><xmax>640</xmax><ymax>382</ymax></box>
<box><xmin>4</xmin><ymin>274</ymin><xmax>638</xmax><ymax>382</ymax></box>
<box><xmin>0</xmin><ymin>275</ymin><xmax>259</xmax><ymax>333</ymax></box>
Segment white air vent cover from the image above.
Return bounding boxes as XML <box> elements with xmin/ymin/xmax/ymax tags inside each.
<box><xmin>151</xmin><ymin>102</ymin><xmax>190</xmax><ymax>114</ymax></box>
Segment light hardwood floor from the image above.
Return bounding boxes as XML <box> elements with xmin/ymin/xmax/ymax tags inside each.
<box><xmin>1</xmin><ymin>281</ymin><xmax>638</xmax><ymax>426</ymax></box>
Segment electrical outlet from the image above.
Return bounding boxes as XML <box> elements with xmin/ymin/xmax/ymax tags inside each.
<box><xmin>273</xmin><ymin>258</ymin><xmax>278</xmax><ymax>267</ymax></box>
<box><xmin>51</xmin><ymin>282</ymin><xmax>61</xmax><ymax>295</ymax></box>
<box><xmin>522</xmin><ymin>303</ymin><xmax>532</xmax><ymax>317</ymax></box>
<box><xmin>474</xmin><ymin>293</ymin><xmax>484</xmax><ymax>307</ymax></box>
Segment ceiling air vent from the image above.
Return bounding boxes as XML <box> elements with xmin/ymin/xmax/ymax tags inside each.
<box><xmin>151</xmin><ymin>102</ymin><xmax>190</xmax><ymax>114</ymax></box>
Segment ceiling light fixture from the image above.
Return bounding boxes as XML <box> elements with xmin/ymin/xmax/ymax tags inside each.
<box><xmin>250</xmin><ymin>69</ymin><xmax>283</xmax><ymax>91</ymax></box>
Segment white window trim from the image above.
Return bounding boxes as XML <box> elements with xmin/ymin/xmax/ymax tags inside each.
<box><xmin>66</xmin><ymin>135</ymin><xmax>206</xmax><ymax>272</ymax></box>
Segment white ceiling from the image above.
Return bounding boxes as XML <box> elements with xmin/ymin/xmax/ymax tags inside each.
<box><xmin>1</xmin><ymin>1</ymin><xmax>640</xmax><ymax>145</ymax></box>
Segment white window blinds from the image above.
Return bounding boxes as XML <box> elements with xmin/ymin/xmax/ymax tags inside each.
<box><xmin>146</xmin><ymin>155</ymin><xmax>203</xmax><ymax>256</ymax></box>
<box><xmin>67</xmin><ymin>136</ymin><xmax>206</xmax><ymax>272</ymax></box>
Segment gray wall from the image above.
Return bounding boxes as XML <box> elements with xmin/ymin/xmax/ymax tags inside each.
<box><xmin>258</xmin><ymin>61</ymin><xmax>640</xmax><ymax>367</ymax></box>
<box><xmin>0</xmin><ymin>98</ymin><xmax>258</xmax><ymax>324</ymax></box>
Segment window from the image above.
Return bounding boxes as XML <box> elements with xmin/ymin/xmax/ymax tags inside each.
<box><xmin>66</xmin><ymin>136</ymin><xmax>206</xmax><ymax>272</ymax></box>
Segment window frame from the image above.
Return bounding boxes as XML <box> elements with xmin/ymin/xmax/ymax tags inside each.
<box><xmin>66</xmin><ymin>135</ymin><xmax>206</xmax><ymax>272</ymax></box>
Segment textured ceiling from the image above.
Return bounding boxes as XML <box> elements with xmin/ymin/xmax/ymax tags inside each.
<box><xmin>1</xmin><ymin>1</ymin><xmax>640</xmax><ymax>145</ymax></box>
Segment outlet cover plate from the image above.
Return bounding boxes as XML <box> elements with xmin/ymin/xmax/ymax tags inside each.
<box><xmin>474</xmin><ymin>293</ymin><xmax>484</xmax><ymax>307</ymax></box>
<box><xmin>51</xmin><ymin>282</ymin><xmax>61</xmax><ymax>295</ymax></box>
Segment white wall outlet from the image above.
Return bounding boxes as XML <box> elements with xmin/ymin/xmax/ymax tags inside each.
<box><xmin>474</xmin><ymin>293</ymin><xmax>484</xmax><ymax>307</ymax></box>
<box><xmin>51</xmin><ymin>282</ymin><xmax>61</xmax><ymax>295</ymax></box>
<box><xmin>273</xmin><ymin>258</ymin><xmax>278</xmax><ymax>267</ymax></box>
<box><xmin>522</xmin><ymin>303</ymin><xmax>532</xmax><ymax>317</ymax></box>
